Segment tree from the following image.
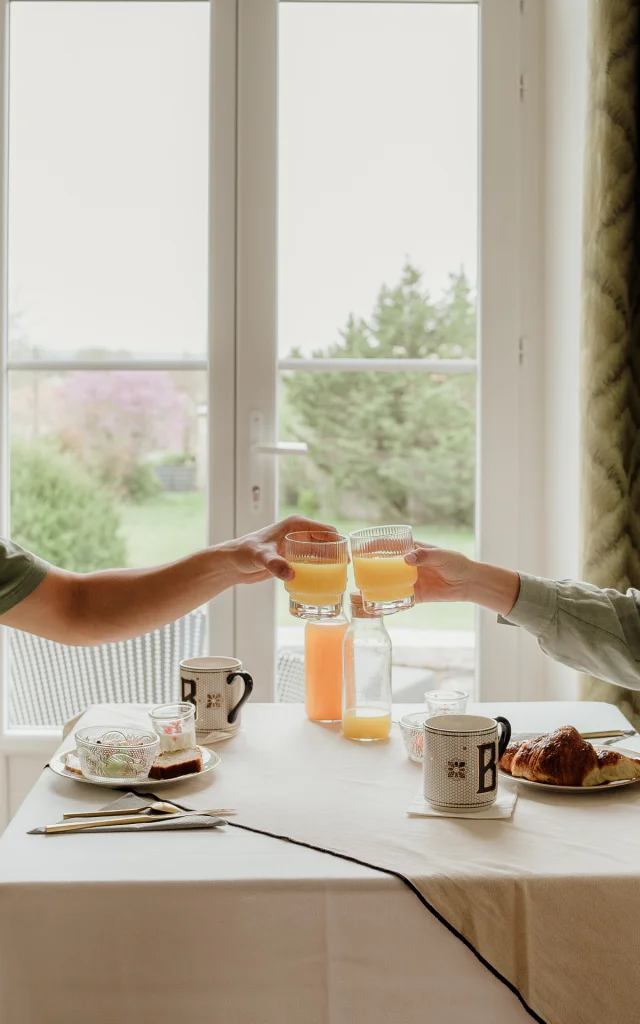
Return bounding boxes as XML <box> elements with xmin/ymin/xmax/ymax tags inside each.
<box><xmin>52</xmin><ymin>370</ymin><xmax>189</xmax><ymax>500</ymax></box>
<box><xmin>280</xmin><ymin>264</ymin><xmax>476</xmax><ymax>526</ymax></box>
<box><xmin>11</xmin><ymin>441</ymin><xmax>127</xmax><ymax>572</ymax></box>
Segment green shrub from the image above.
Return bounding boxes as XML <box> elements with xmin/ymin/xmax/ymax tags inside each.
<box><xmin>10</xmin><ymin>441</ymin><xmax>128</xmax><ymax>572</ymax></box>
<box><xmin>124</xmin><ymin>461</ymin><xmax>161</xmax><ymax>504</ymax></box>
<box><xmin>157</xmin><ymin>452</ymin><xmax>196</xmax><ymax>467</ymax></box>
<box><xmin>297</xmin><ymin>488</ymin><xmax>320</xmax><ymax>520</ymax></box>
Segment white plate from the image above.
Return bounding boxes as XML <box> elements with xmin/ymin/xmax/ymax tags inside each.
<box><xmin>499</xmin><ymin>745</ymin><xmax>640</xmax><ymax>794</ymax></box>
<box><xmin>49</xmin><ymin>746</ymin><xmax>221</xmax><ymax>788</ymax></box>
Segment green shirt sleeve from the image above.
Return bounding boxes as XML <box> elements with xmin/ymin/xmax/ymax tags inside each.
<box><xmin>0</xmin><ymin>539</ymin><xmax>49</xmax><ymax>615</ymax></box>
<box><xmin>501</xmin><ymin>572</ymin><xmax>640</xmax><ymax>689</ymax></box>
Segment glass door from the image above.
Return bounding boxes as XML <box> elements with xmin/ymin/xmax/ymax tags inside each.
<box><xmin>235</xmin><ymin>0</ymin><xmax>524</xmax><ymax>702</ymax></box>
<box><xmin>277</xmin><ymin>0</ymin><xmax>478</xmax><ymax>703</ymax></box>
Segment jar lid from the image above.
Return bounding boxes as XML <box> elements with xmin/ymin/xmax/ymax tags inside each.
<box><xmin>349</xmin><ymin>592</ymin><xmax>370</xmax><ymax>618</ymax></box>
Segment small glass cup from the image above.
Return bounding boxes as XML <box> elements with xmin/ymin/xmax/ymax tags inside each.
<box><xmin>149</xmin><ymin>702</ymin><xmax>197</xmax><ymax>753</ymax></box>
<box><xmin>349</xmin><ymin>525</ymin><xmax>417</xmax><ymax>616</ymax></box>
<box><xmin>424</xmin><ymin>689</ymin><xmax>468</xmax><ymax>716</ymax></box>
<box><xmin>284</xmin><ymin>531</ymin><xmax>348</xmax><ymax>619</ymax></box>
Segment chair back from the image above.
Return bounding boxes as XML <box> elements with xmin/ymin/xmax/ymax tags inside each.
<box><xmin>8</xmin><ymin>608</ymin><xmax>207</xmax><ymax>728</ymax></box>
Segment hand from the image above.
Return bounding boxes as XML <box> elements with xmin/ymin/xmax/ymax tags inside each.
<box><xmin>222</xmin><ymin>515</ymin><xmax>338</xmax><ymax>585</ymax></box>
<box><xmin>405</xmin><ymin>544</ymin><xmax>521</xmax><ymax>615</ymax></box>
<box><xmin>405</xmin><ymin>544</ymin><xmax>474</xmax><ymax>604</ymax></box>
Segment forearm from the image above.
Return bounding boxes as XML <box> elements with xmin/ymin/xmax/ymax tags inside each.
<box><xmin>465</xmin><ymin>560</ymin><xmax>521</xmax><ymax>616</ymax></box>
<box><xmin>71</xmin><ymin>547</ymin><xmax>240</xmax><ymax>644</ymax></box>
<box><xmin>2</xmin><ymin>545</ymin><xmax>241</xmax><ymax>646</ymax></box>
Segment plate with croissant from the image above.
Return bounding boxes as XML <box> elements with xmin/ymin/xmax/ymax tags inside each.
<box><xmin>498</xmin><ymin>726</ymin><xmax>640</xmax><ymax>792</ymax></box>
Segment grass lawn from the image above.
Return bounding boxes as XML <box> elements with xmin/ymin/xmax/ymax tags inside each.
<box><xmin>118</xmin><ymin>494</ymin><xmax>475</xmax><ymax>632</ymax></box>
<box><xmin>118</xmin><ymin>491</ymin><xmax>207</xmax><ymax>567</ymax></box>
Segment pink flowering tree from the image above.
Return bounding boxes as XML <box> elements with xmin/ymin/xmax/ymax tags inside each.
<box><xmin>52</xmin><ymin>371</ymin><xmax>189</xmax><ymax>499</ymax></box>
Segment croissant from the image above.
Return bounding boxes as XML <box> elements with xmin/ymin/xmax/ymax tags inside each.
<box><xmin>499</xmin><ymin>725</ymin><xmax>640</xmax><ymax>787</ymax></box>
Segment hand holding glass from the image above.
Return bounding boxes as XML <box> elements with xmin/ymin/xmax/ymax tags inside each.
<box><xmin>284</xmin><ymin>532</ymin><xmax>348</xmax><ymax>619</ymax></box>
<box><xmin>350</xmin><ymin>525</ymin><xmax>417</xmax><ymax>615</ymax></box>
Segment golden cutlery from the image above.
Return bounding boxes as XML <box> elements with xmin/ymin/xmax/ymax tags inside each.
<box><xmin>580</xmin><ymin>730</ymin><xmax>635</xmax><ymax>740</ymax></box>
<box><xmin>46</xmin><ymin>809</ymin><xmax>230</xmax><ymax>834</ymax></box>
<box><xmin>63</xmin><ymin>801</ymin><xmax>236</xmax><ymax>819</ymax></box>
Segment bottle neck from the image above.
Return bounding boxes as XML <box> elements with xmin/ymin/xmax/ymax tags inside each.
<box><xmin>349</xmin><ymin>615</ymin><xmax>389</xmax><ymax>635</ymax></box>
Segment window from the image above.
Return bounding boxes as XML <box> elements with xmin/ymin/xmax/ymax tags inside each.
<box><xmin>8</xmin><ymin>2</ymin><xmax>209</xmax><ymax>581</ymax></box>
<box><xmin>0</xmin><ymin>0</ymin><xmax>528</xmax><ymax>737</ymax></box>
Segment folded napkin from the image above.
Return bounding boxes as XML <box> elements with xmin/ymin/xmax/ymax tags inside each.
<box><xmin>28</xmin><ymin>790</ymin><xmax>226</xmax><ymax>834</ymax></box>
<box><xmin>407</xmin><ymin>786</ymin><xmax>517</xmax><ymax>820</ymax></box>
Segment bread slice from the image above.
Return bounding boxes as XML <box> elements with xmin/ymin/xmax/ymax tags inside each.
<box><xmin>148</xmin><ymin>746</ymin><xmax>203</xmax><ymax>781</ymax></box>
<box><xmin>64</xmin><ymin>751</ymin><xmax>84</xmax><ymax>777</ymax></box>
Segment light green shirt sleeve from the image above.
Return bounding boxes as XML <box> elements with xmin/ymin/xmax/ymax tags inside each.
<box><xmin>501</xmin><ymin>573</ymin><xmax>640</xmax><ymax>689</ymax></box>
<box><xmin>0</xmin><ymin>539</ymin><xmax>49</xmax><ymax>615</ymax></box>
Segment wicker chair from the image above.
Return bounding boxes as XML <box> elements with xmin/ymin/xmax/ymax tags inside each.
<box><xmin>276</xmin><ymin>647</ymin><xmax>305</xmax><ymax>703</ymax></box>
<box><xmin>8</xmin><ymin>608</ymin><xmax>207</xmax><ymax>728</ymax></box>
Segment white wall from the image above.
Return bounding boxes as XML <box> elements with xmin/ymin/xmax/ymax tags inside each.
<box><xmin>541</xmin><ymin>0</ymin><xmax>588</xmax><ymax>697</ymax></box>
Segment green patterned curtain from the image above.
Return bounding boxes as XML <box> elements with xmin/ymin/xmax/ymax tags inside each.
<box><xmin>581</xmin><ymin>0</ymin><xmax>640</xmax><ymax>725</ymax></box>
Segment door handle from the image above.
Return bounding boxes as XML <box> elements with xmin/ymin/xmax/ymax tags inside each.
<box><xmin>249</xmin><ymin>411</ymin><xmax>307</xmax><ymax>514</ymax></box>
<box><xmin>251</xmin><ymin>441</ymin><xmax>308</xmax><ymax>455</ymax></box>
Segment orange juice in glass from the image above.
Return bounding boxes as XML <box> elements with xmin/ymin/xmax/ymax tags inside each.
<box><xmin>350</xmin><ymin>525</ymin><xmax>417</xmax><ymax>615</ymax></box>
<box><xmin>284</xmin><ymin>532</ymin><xmax>348</xmax><ymax>619</ymax></box>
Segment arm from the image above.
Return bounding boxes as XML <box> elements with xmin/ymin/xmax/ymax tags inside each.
<box><xmin>0</xmin><ymin>516</ymin><xmax>333</xmax><ymax>646</ymax></box>
<box><xmin>406</xmin><ymin>545</ymin><xmax>640</xmax><ymax>690</ymax></box>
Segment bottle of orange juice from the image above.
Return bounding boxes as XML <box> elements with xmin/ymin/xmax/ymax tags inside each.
<box><xmin>304</xmin><ymin>607</ymin><xmax>348</xmax><ymax>722</ymax></box>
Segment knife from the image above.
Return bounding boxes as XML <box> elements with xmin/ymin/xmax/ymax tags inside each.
<box><xmin>512</xmin><ymin>729</ymin><xmax>636</xmax><ymax>741</ymax></box>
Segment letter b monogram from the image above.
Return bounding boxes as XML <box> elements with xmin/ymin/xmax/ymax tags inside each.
<box><xmin>477</xmin><ymin>741</ymin><xmax>497</xmax><ymax>794</ymax></box>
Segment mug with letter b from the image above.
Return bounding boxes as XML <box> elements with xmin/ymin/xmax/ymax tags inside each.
<box><xmin>423</xmin><ymin>714</ymin><xmax>511</xmax><ymax>811</ymax></box>
<box><xmin>180</xmin><ymin>657</ymin><xmax>253</xmax><ymax>740</ymax></box>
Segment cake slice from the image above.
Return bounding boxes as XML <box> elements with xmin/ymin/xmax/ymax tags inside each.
<box><xmin>148</xmin><ymin>746</ymin><xmax>203</xmax><ymax>781</ymax></box>
<box><xmin>64</xmin><ymin>751</ymin><xmax>84</xmax><ymax>777</ymax></box>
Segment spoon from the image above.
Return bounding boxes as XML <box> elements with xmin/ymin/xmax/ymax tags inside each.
<box><xmin>63</xmin><ymin>801</ymin><xmax>236</xmax><ymax>819</ymax></box>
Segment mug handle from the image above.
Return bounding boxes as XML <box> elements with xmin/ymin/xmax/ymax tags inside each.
<box><xmin>226</xmin><ymin>671</ymin><xmax>254</xmax><ymax>725</ymax></box>
<box><xmin>495</xmin><ymin>716</ymin><xmax>512</xmax><ymax>758</ymax></box>
<box><xmin>181</xmin><ymin>677</ymin><xmax>198</xmax><ymax>719</ymax></box>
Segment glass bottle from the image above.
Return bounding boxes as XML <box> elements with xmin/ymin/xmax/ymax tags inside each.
<box><xmin>304</xmin><ymin>605</ymin><xmax>348</xmax><ymax>722</ymax></box>
<box><xmin>342</xmin><ymin>593</ymin><xmax>392</xmax><ymax>741</ymax></box>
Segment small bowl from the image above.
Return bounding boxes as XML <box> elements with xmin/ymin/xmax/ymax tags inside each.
<box><xmin>399</xmin><ymin>712</ymin><xmax>429</xmax><ymax>763</ymax></box>
<box><xmin>75</xmin><ymin>726</ymin><xmax>160</xmax><ymax>784</ymax></box>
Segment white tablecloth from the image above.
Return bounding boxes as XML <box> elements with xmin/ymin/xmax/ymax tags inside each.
<box><xmin>0</xmin><ymin>700</ymin><xmax>632</xmax><ymax>1024</ymax></box>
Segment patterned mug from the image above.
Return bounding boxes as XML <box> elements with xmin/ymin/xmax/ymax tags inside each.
<box><xmin>423</xmin><ymin>714</ymin><xmax>511</xmax><ymax>810</ymax></box>
<box><xmin>180</xmin><ymin>657</ymin><xmax>254</xmax><ymax>740</ymax></box>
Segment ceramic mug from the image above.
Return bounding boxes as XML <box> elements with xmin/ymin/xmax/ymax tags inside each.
<box><xmin>423</xmin><ymin>713</ymin><xmax>511</xmax><ymax>810</ymax></box>
<box><xmin>180</xmin><ymin>657</ymin><xmax>254</xmax><ymax>739</ymax></box>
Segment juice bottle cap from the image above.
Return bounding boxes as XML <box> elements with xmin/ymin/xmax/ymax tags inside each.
<box><xmin>349</xmin><ymin>592</ymin><xmax>370</xmax><ymax>618</ymax></box>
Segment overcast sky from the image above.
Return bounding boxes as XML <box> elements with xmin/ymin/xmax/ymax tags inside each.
<box><xmin>8</xmin><ymin>1</ymin><xmax>477</xmax><ymax>360</ymax></box>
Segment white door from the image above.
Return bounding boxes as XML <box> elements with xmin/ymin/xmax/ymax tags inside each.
<box><xmin>235</xmin><ymin>0</ymin><xmax>527</xmax><ymax>703</ymax></box>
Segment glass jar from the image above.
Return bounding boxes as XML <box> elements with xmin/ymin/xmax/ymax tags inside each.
<box><xmin>342</xmin><ymin>593</ymin><xmax>392</xmax><ymax>741</ymax></box>
<box><xmin>305</xmin><ymin>606</ymin><xmax>349</xmax><ymax>722</ymax></box>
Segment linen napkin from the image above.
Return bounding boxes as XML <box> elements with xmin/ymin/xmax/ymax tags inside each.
<box><xmin>28</xmin><ymin>790</ymin><xmax>226</xmax><ymax>834</ymax></box>
<box><xmin>407</xmin><ymin>786</ymin><xmax>517</xmax><ymax>819</ymax></box>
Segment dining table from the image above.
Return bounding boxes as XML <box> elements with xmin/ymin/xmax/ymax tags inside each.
<box><xmin>0</xmin><ymin>698</ymin><xmax>636</xmax><ymax>1024</ymax></box>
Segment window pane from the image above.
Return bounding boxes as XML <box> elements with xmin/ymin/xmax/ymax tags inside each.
<box><xmin>8</xmin><ymin>2</ymin><xmax>209</xmax><ymax>362</ymax></box>
<box><xmin>277</xmin><ymin>3</ymin><xmax>478</xmax><ymax>702</ymax></box>
<box><xmin>9</xmin><ymin>369</ymin><xmax>207</xmax><ymax>571</ymax></box>
<box><xmin>278</xmin><ymin>2</ymin><xmax>477</xmax><ymax>359</ymax></box>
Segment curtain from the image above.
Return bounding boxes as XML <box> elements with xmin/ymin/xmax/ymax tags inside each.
<box><xmin>580</xmin><ymin>0</ymin><xmax>640</xmax><ymax>725</ymax></box>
